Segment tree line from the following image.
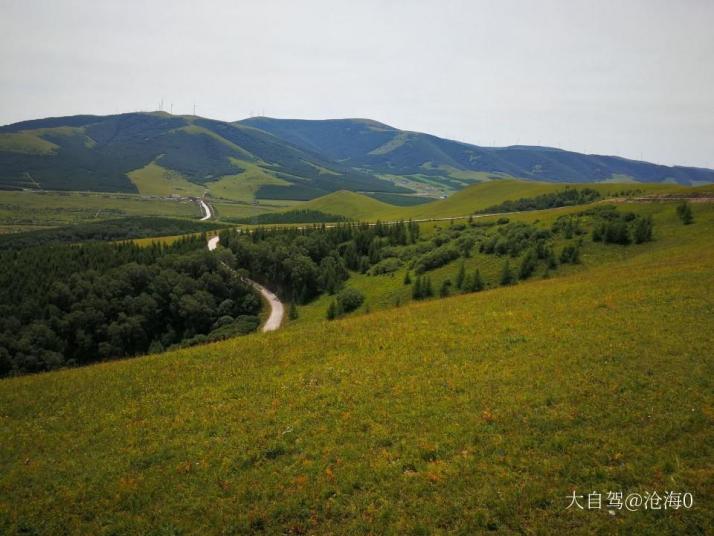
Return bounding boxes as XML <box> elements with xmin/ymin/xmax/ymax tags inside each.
<box><xmin>0</xmin><ymin>234</ymin><xmax>260</xmax><ymax>377</ymax></box>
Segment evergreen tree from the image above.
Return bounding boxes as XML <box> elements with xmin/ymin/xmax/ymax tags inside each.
<box><xmin>633</xmin><ymin>216</ymin><xmax>653</xmax><ymax>244</ymax></box>
<box><xmin>500</xmin><ymin>260</ymin><xmax>516</xmax><ymax>286</ymax></box>
<box><xmin>326</xmin><ymin>300</ymin><xmax>337</xmax><ymax>320</ymax></box>
<box><xmin>288</xmin><ymin>301</ymin><xmax>299</xmax><ymax>320</ymax></box>
<box><xmin>456</xmin><ymin>261</ymin><xmax>466</xmax><ymax>289</ymax></box>
<box><xmin>403</xmin><ymin>270</ymin><xmax>412</xmax><ymax>285</ymax></box>
<box><xmin>676</xmin><ymin>201</ymin><xmax>694</xmax><ymax>225</ymax></box>
<box><xmin>412</xmin><ymin>276</ymin><xmax>423</xmax><ymax>299</ymax></box>
<box><xmin>473</xmin><ymin>269</ymin><xmax>485</xmax><ymax>291</ymax></box>
<box><xmin>424</xmin><ymin>276</ymin><xmax>434</xmax><ymax>297</ymax></box>
<box><xmin>440</xmin><ymin>279</ymin><xmax>451</xmax><ymax>297</ymax></box>
<box><xmin>546</xmin><ymin>248</ymin><xmax>558</xmax><ymax>270</ymax></box>
<box><xmin>518</xmin><ymin>249</ymin><xmax>537</xmax><ymax>280</ymax></box>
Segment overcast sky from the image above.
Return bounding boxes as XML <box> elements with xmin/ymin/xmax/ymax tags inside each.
<box><xmin>1</xmin><ymin>0</ymin><xmax>713</xmax><ymax>168</ymax></box>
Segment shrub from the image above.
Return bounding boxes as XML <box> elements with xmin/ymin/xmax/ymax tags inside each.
<box><xmin>368</xmin><ymin>257</ymin><xmax>402</xmax><ymax>276</ymax></box>
<box><xmin>336</xmin><ymin>288</ymin><xmax>364</xmax><ymax>313</ymax></box>
<box><xmin>677</xmin><ymin>201</ymin><xmax>694</xmax><ymax>224</ymax></box>
<box><xmin>413</xmin><ymin>245</ymin><xmax>459</xmax><ymax>274</ymax></box>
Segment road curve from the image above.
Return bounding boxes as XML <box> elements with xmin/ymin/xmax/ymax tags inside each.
<box><xmin>207</xmin><ymin>235</ymin><xmax>284</xmax><ymax>332</ymax></box>
<box><xmin>198</xmin><ymin>198</ymin><xmax>213</xmax><ymax>221</ymax></box>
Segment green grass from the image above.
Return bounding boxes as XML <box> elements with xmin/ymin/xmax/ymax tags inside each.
<box><xmin>301</xmin><ymin>190</ymin><xmax>398</xmax><ymax>220</ymax></box>
<box><xmin>0</xmin><ymin>202</ymin><xmax>712</xmax><ymax>534</ymax></box>
<box><xmin>0</xmin><ymin>190</ymin><xmax>200</xmax><ymax>229</ymax></box>
<box><xmin>127</xmin><ymin>162</ymin><xmax>205</xmax><ymax>197</ymax></box>
<box><xmin>0</xmin><ymin>132</ymin><xmax>59</xmax><ymax>155</ymax></box>
<box><xmin>291</xmin><ymin>201</ymin><xmax>700</xmax><ymax>323</ymax></box>
<box><xmin>204</xmin><ymin>162</ymin><xmax>292</xmax><ymax>203</ymax></box>
<box><xmin>294</xmin><ymin>179</ymin><xmax>698</xmax><ymax>223</ymax></box>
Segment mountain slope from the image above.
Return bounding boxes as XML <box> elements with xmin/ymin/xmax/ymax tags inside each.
<box><xmin>0</xmin><ymin>202</ymin><xmax>712</xmax><ymax>534</ymax></box>
<box><xmin>0</xmin><ymin>113</ymin><xmax>407</xmax><ymax>199</ymax></box>
<box><xmin>240</xmin><ymin>117</ymin><xmax>714</xmax><ymax>187</ymax></box>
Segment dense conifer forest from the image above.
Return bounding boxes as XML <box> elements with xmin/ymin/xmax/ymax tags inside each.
<box><xmin>0</xmin><ymin>235</ymin><xmax>260</xmax><ymax>376</ymax></box>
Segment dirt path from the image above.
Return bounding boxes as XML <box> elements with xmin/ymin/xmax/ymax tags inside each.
<box><xmin>207</xmin><ymin>235</ymin><xmax>284</xmax><ymax>332</ymax></box>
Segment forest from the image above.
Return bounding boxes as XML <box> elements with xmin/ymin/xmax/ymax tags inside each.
<box><xmin>228</xmin><ymin>209</ymin><xmax>348</xmax><ymax>225</ymax></box>
<box><xmin>0</xmin><ymin>234</ymin><xmax>260</xmax><ymax>376</ymax></box>
<box><xmin>0</xmin><ymin>217</ymin><xmax>222</xmax><ymax>250</ymax></box>
<box><xmin>0</xmin><ymin>206</ymin><xmax>654</xmax><ymax>377</ymax></box>
<box><xmin>475</xmin><ymin>187</ymin><xmax>603</xmax><ymax>214</ymax></box>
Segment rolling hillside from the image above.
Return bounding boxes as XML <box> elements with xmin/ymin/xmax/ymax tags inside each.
<box><xmin>0</xmin><ymin>201</ymin><xmax>712</xmax><ymax>534</ymax></box>
<box><xmin>0</xmin><ymin>113</ymin><xmax>406</xmax><ymax>200</ymax></box>
<box><xmin>241</xmin><ymin>117</ymin><xmax>714</xmax><ymax>188</ymax></box>
<box><xmin>3</xmin><ymin>113</ymin><xmax>712</xmax><ymax>210</ymax></box>
<box><xmin>298</xmin><ymin>179</ymin><xmax>697</xmax><ymax>222</ymax></box>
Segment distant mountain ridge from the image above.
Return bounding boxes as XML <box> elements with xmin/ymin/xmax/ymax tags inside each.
<box><xmin>0</xmin><ymin>112</ymin><xmax>712</xmax><ymax>202</ymax></box>
<box><xmin>0</xmin><ymin>112</ymin><xmax>407</xmax><ymax>198</ymax></box>
<box><xmin>240</xmin><ymin>117</ymin><xmax>714</xmax><ymax>187</ymax></box>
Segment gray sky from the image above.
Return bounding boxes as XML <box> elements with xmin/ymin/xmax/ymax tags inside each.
<box><xmin>1</xmin><ymin>0</ymin><xmax>713</xmax><ymax>168</ymax></box>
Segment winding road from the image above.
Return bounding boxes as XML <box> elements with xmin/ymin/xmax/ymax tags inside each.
<box><xmin>207</xmin><ymin>235</ymin><xmax>284</xmax><ymax>332</ymax></box>
<box><xmin>198</xmin><ymin>198</ymin><xmax>213</xmax><ymax>220</ymax></box>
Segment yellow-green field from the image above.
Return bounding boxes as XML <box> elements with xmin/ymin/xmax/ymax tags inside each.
<box><xmin>0</xmin><ymin>190</ymin><xmax>200</xmax><ymax>229</ymax></box>
<box><xmin>0</xmin><ymin>202</ymin><xmax>712</xmax><ymax>534</ymax></box>
<box><xmin>297</xmin><ymin>180</ymin><xmax>700</xmax><ymax>222</ymax></box>
<box><xmin>128</xmin><ymin>162</ymin><xmax>205</xmax><ymax>197</ymax></box>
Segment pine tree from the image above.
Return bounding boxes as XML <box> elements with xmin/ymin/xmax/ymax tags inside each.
<box><xmin>518</xmin><ymin>249</ymin><xmax>537</xmax><ymax>280</ymax></box>
<box><xmin>633</xmin><ymin>216</ymin><xmax>653</xmax><ymax>244</ymax></box>
<box><xmin>440</xmin><ymin>279</ymin><xmax>451</xmax><ymax>297</ymax></box>
<box><xmin>676</xmin><ymin>201</ymin><xmax>694</xmax><ymax>225</ymax></box>
<box><xmin>500</xmin><ymin>260</ymin><xmax>516</xmax><ymax>286</ymax></box>
<box><xmin>473</xmin><ymin>269</ymin><xmax>485</xmax><ymax>291</ymax></box>
<box><xmin>412</xmin><ymin>276</ymin><xmax>423</xmax><ymax>299</ymax></box>
<box><xmin>326</xmin><ymin>300</ymin><xmax>337</xmax><ymax>320</ymax></box>
<box><xmin>403</xmin><ymin>270</ymin><xmax>412</xmax><ymax>285</ymax></box>
<box><xmin>288</xmin><ymin>301</ymin><xmax>298</xmax><ymax>320</ymax></box>
<box><xmin>456</xmin><ymin>261</ymin><xmax>466</xmax><ymax>289</ymax></box>
<box><xmin>547</xmin><ymin>248</ymin><xmax>558</xmax><ymax>270</ymax></box>
<box><xmin>424</xmin><ymin>277</ymin><xmax>434</xmax><ymax>297</ymax></box>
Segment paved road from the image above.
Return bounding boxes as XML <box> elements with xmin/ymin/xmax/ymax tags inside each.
<box><xmin>207</xmin><ymin>235</ymin><xmax>284</xmax><ymax>332</ymax></box>
<box><xmin>199</xmin><ymin>198</ymin><xmax>213</xmax><ymax>220</ymax></box>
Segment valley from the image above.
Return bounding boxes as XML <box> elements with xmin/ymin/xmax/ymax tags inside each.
<box><xmin>0</xmin><ymin>116</ymin><xmax>712</xmax><ymax>536</ymax></box>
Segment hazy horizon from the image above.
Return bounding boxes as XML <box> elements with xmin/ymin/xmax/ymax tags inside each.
<box><xmin>1</xmin><ymin>0</ymin><xmax>713</xmax><ymax>169</ymax></box>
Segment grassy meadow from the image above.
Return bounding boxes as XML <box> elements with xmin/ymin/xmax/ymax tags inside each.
<box><xmin>0</xmin><ymin>200</ymin><xmax>712</xmax><ymax>534</ymax></box>
<box><xmin>0</xmin><ymin>190</ymin><xmax>200</xmax><ymax>230</ymax></box>
<box><xmin>297</xmin><ymin>180</ymin><xmax>699</xmax><ymax>223</ymax></box>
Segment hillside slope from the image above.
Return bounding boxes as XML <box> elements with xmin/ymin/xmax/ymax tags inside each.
<box><xmin>0</xmin><ymin>113</ymin><xmax>406</xmax><ymax>200</ymax></box>
<box><xmin>296</xmin><ymin>179</ymin><xmax>694</xmax><ymax>222</ymax></box>
<box><xmin>1</xmin><ymin>203</ymin><xmax>712</xmax><ymax>534</ymax></box>
<box><xmin>241</xmin><ymin>117</ymin><xmax>714</xmax><ymax>187</ymax></box>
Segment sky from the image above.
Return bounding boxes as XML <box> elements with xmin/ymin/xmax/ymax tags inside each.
<box><xmin>1</xmin><ymin>0</ymin><xmax>713</xmax><ymax>168</ymax></box>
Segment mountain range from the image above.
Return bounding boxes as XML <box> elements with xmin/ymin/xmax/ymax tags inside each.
<box><xmin>1</xmin><ymin>112</ymin><xmax>712</xmax><ymax>202</ymax></box>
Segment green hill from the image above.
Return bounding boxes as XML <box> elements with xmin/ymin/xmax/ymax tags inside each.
<box><xmin>0</xmin><ymin>113</ymin><xmax>406</xmax><ymax>201</ymax></box>
<box><xmin>292</xmin><ymin>179</ymin><xmax>695</xmax><ymax>222</ymax></box>
<box><xmin>0</xmin><ymin>201</ymin><xmax>712</xmax><ymax>534</ymax></box>
<box><xmin>240</xmin><ymin>117</ymin><xmax>714</xmax><ymax>188</ymax></box>
<box><xmin>300</xmin><ymin>190</ymin><xmax>398</xmax><ymax>220</ymax></box>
